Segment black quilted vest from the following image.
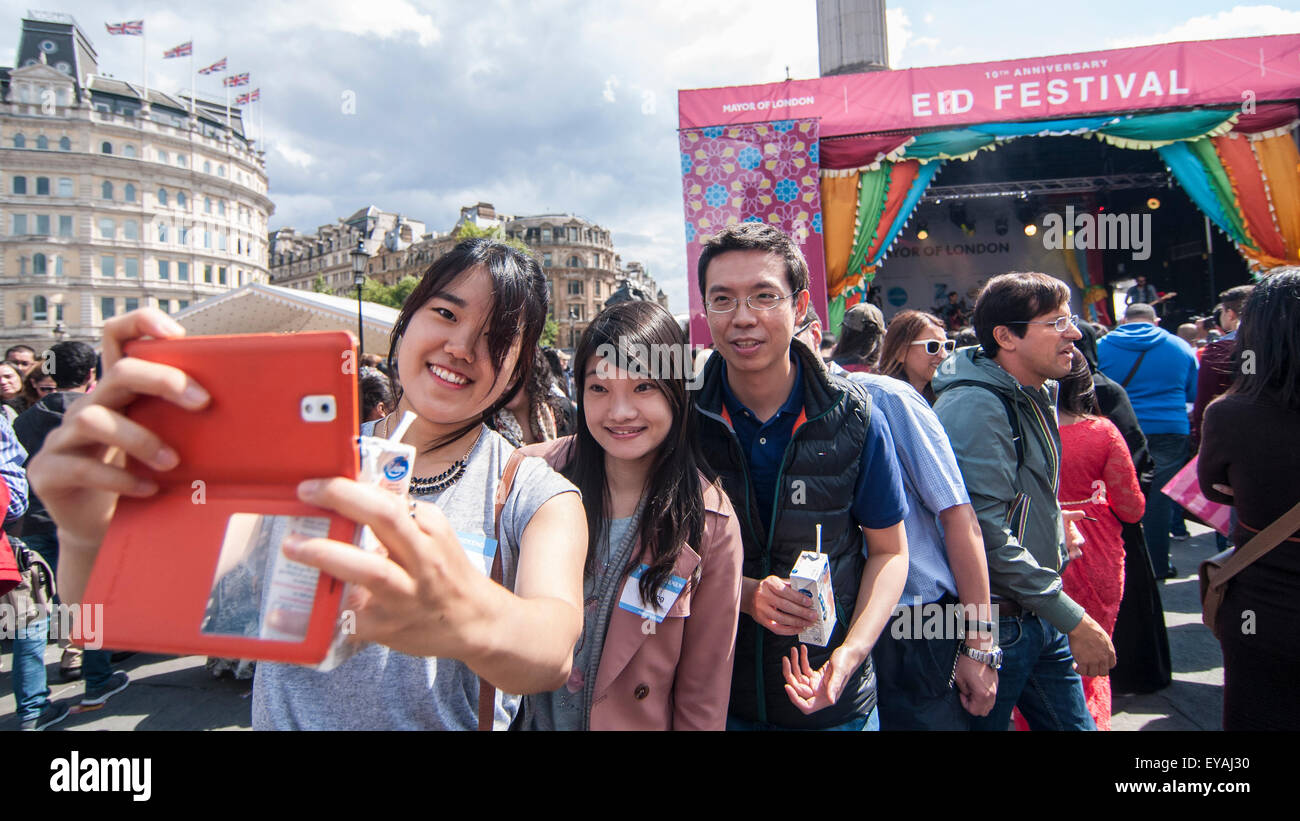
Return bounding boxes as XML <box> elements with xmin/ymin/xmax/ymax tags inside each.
<box><xmin>696</xmin><ymin>338</ymin><xmax>875</xmax><ymax>728</ymax></box>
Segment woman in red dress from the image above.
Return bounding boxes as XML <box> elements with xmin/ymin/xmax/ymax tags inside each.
<box><xmin>1057</xmin><ymin>349</ymin><xmax>1145</xmax><ymax>730</ymax></box>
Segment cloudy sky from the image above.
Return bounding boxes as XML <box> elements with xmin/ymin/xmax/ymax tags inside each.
<box><xmin>3</xmin><ymin>1</ymin><xmax>1298</xmax><ymax>310</ymax></box>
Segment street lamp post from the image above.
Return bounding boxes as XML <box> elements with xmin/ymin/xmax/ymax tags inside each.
<box><xmin>350</xmin><ymin>240</ymin><xmax>368</xmax><ymax>359</ymax></box>
<box><xmin>568</xmin><ymin>307</ymin><xmax>577</xmax><ymax>349</ymax></box>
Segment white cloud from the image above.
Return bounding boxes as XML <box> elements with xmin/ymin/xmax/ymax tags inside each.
<box><xmin>886</xmin><ymin>7</ymin><xmax>913</xmax><ymax>68</ymax></box>
<box><xmin>923</xmin><ymin>12</ymin><xmax>935</xmax><ymax>25</ymax></box>
<box><xmin>274</xmin><ymin>142</ymin><xmax>315</xmax><ymax>169</ymax></box>
<box><xmin>260</xmin><ymin>0</ymin><xmax>440</xmax><ymax>46</ymax></box>
<box><xmin>1106</xmin><ymin>5</ymin><xmax>1300</xmax><ymax>48</ymax></box>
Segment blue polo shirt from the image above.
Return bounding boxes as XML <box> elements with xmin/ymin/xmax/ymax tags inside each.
<box><xmin>719</xmin><ymin>353</ymin><xmax>908</xmax><ymax>552</ymax></box>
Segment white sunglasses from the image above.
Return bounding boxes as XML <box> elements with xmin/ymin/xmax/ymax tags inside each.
<box><xmin>911</xmin><ymin>340</ymin><xmax>956</xmax><ymax>355</ymax></box>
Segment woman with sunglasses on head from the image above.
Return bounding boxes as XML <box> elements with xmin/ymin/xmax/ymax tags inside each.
<box><xmin>519</xmin><ymin>300</ymin><xmax>743</xmax><ymax>730</ymax></box>
<box><xmin>0</xmin><ymin>361</ymin><xmax>24</xmax><ymax>422</ymax></box>
<box><xmin>16</xmin><ymin>369</ymin><xmax>57</xmax><ymax>416</ymax></box>
<box><xmin>878</xmin><ymin>310</ymin><xmax>954</xmax><ymax>405</ymax></box>
<box><xmin>26</xmin><ymin>239</ymin><xmax>588</xmax><ymax>730</ymax></box>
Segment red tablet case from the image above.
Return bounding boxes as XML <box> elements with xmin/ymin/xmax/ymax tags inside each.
<box><xmin>79</xmin><ymin>332</ymin><xmax>360</xmax><ymax>664</ymax></box>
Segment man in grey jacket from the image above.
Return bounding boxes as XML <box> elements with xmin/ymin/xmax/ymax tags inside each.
<box><xmin>933</xmin><ymin>272</ymin><xmax>1115</xmax><ymax>730</ymax></box>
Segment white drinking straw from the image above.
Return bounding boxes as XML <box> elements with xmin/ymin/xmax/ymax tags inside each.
<box><xmin>816</xmin><ymin>523</ymin><xmax>822</xmax><ymax>554</ymax></box>
<box><xmin>387</xmin><ymin>411</ymin><xmax>417</xmax><ymax>443</ymax></box>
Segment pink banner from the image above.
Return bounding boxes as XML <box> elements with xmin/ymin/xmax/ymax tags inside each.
<box><xmin>679</xmin><ymin>35</ymin><xmax>1300</xmax><ymax>136</ymax></box>
<box><xmin>679</xmin><ymin>119</ymin><xmax>828</xmax><ymax>347</ymax></box>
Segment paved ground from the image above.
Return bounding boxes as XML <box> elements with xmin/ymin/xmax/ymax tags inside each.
<box><xmin>1</xmin><ymin>523</ymin><xmax>1225</xmax><ymax>731</ymax></box>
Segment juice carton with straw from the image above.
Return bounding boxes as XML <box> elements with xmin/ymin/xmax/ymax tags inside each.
<box><xmin>788</xmin><ymin>524</ymin><xmax>836</xmax><ymax>646</ymax></box>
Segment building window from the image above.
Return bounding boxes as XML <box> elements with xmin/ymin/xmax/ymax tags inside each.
<box><xmin>178</xmin><ymin>261</ymin><xmax>189</xmax><ymax>281</ymax></box>
<box><xmin>568</xmin><ymin>255</ymin><xmax>581</xmax><ymax>268</ymax></box>
<box><xmin>125</xmin><ymin>297</ymin><xmax>139</xmax><ymax>312</ymax></box>
<box><xmin>218</xmin><ymin>200</ymin><xmax>226</xmax><ymax>217</ymax></box>
<box><xmin>158</xmin><ymin>223</ymin><xmax>168</xmax><ymax>242</ymax></box>
<box><xmin>204</xmin><ymin>197</ymin><xmax>212</xmax><ymax>214</ymax></box>
<box><xmin>176</xmin><ymin>155</ymin><xmax>186</xmax><ymax>168</ymax></box>
<box><xmin>36</xmin><ymin>135</ymin><xmax>48</xmax><ymax>150</ymax></box>
<box><xmin>54</xmin><ymin>256</ymin><xmax>64</xmax><ymax>276</ymax></box>
<box><xmin>12</xmin><ymin>134</ymin><xmax>25</xmax><ymax>148</ymax></box>
<box><xmin>177</xmin><ymin>191</ymin><xmax>187</xmax><ymax>208</ymax></box>
<box><xmin>57</xmin><ymin>177</ymin><xmax>72</xmax><ymax>197</ymax></box>
<box><xmin>101</xmin><ymin>181</ymin><xmax>113</xmax><ymax>200</ymax></box>
<box><xmin>55</xmin><ymin>303</ymin><xmax>63</xmax><ymax>320</ymax></box>
<box><xmin>125</xmin><ymin>258</ymin><xmax>139</xmax><ymax>278</ymax></box>
<box><xmin>567</xmin><ymin>280</ymin><xmax>584</xmax><ymax>295</ymax></box>
<box><xmin>158</xmin><ymin>299</ymin><xmax>171</xmax><ymax>313</ymax></box>
<box><xmin>35</xmin><ymin>177</ymin><xmax>49</xmax><ymax>195</ymax></box>
<box><xmin>123</xmin><ymin>144</ymin><xmax>136</xmax><ymax>158</ymax></box>
<box><xmin>100</xmin><ymin>297</ymin><xmax>115</xmax><ymax>320</ymax></box>
<box><xmin>59</xmin><ymin>136</ymin><xmax>70</xmax><ymax>151</ymax></box>
<box><xmin>100</xmin><ymin>141</ymin><xmax>112</xmax><ymax>154</ymax></box>
<box><xmin>33</xmin><ymin>296</ymin><xmax>47</xmax><ymax>321</ymax></box>
<box><xmin>204</xmin><ymin>230</ymin><xmax>212</xmax><ymax>249</ymax></box>
<box><xmin>157</xmin><ymin>188</ymin><xmax>168</xmax><ymax>206</ymax></box>
<box><xmin>12</xmin><ymin>214</ymin><xmax>28</xmax><ymax>235</ymax></box>
<box><xmin>204</xmin><ymin>264</ymin><xmax>213</xmax><ymax>283</ymax></box>
<box><xmin>594</xmin><ymin>281</ymin><xmax>601</xmax><ymax>297</ymax></box>
<box><xmin>180</xmin><ymin>226</ymin><xmax>189</xmax><ymax>245</ymax></box>
<box><xmin>218</xmin><ymin>266</ymin><xmax>227</xmax><ymax>285</ymax></box>
<box><xmin>58</xmin><ymin>215</ymin><xmax>72</xmax><ymax>237</ymax></box>
<box><xmin>218</xmin><ymin>233</ymin><xmax>227</xmax><ymax>251</ymax></box>
<box><xmin>217</xmin><ymin>166</ymin><xmax>225</xmax><ymax>177</ymax></box>
<box><xmin>569</xmin><ymin>227</ymin><xmax>578</xmax><ymax>241</ymax></box>
<box><xmin>124</xmin><ymin>220</ymin><xmax>138</xmax><ymax>240</ymax></box>
<box><xmin>35</xmin><ymin>215</ymin><xmax>50</xmax><ymax>235</ymax></box>
<box><xmin>12</xmin><ymin>176</ymin><xmax>26</xmax><ymax>194</ymax></box>
<box><xmin>100</xmin><ymin>255</ymin><xmax>115</xmax><ymax>277</ymax></box>
<box><xmin>203</xmin><ymin>160</ymin><xmax>211</xmax><ymax>174</ymax></box>
<box><xmin>179</xmin><ymin>300</ymin><xmax>189</xmax><ymax>309</ymax></box>
<box><xmin>543</xmin><ymin>253</ymin><xmax>552</xmax><ymax>267</ymax></box>
<box><xmin>33</xmin><ymin>253</ymin><xmax>47</xmax><ymax>274</ymax></box>
<box><xmin>541</xmin><ymin>228</ymin><xmax>552</xmax><ymax>242</ymax></box>
<box><xmin>158</xmin><ymin>260</ymin><xmax>170</xmax><ymax>280</ymax></box>
<box><xmin>157</xmin><ymin>149</ymin><xmax>168</xmax><ymax>163</ymax></box>
<box><xmin>123</xmin><ymin>183</ymin><xmax>136</xmax><ymax>202</ymax></box>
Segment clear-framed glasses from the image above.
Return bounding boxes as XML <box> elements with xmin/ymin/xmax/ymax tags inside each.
<box><xmin>1006</xmin><ymin>314</ymin><xmax>1080</xmax><ymax>333</ymax></box>
<box><xmin>706</xmin><ymin>292</ymin><xmax>799</xmax><ymax>314</ymax></box>
<box><xmin>911</xmin><ymin>339</ymin><xmax>956</xmax><ymax>356</ymax></box>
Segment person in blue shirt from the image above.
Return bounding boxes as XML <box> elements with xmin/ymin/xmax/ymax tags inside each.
<box><xmin>692</xmin><ymin>223</ymin><xmax>909</xmax><ymax>731</ymax></box>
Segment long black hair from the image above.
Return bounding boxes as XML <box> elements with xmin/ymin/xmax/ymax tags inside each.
<box><xmin>386</xmin><ymin>238</ymin><xmax>548</xmax><ymax>451</ymax></box>
<box><xmin>564</xmin><ymin>301</ymin><xmax>711</xmax><ymax>603</ymax></box>
<box><xmin>1058</xmin><ymin>347</ymin><xmax>1101</xmax><ymax>417</ymax></box>
<box><xmin>1230</xmin><ymin>268</ymin><xmax>1300</xmax><ymax>411</ymax></box>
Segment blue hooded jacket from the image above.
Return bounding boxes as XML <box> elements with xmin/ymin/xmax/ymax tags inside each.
<box><xmin>1096</xmin><ymin>322</ymin><xmax>1197</xmax><ymax>435</ymax></box>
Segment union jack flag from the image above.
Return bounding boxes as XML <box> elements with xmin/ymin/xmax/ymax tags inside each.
<box><xmin>198</xmin><ymin>57</ymin><xmax>227</xmax><ymax>75</ymax></box>
<box><xmin>234</xmin><ymin>92</ymin><xmax>250</xmax><ymax>105</ymax></box>
<box><xmin>249</xmin><ymin>88</ymin><xmax>260</xmax><ymax>102</ymax></box>
<box><xmin>223</xmin><ymin>72</ymin><xmax>249</xmax><ymax>88</ymax></box>
<box><xmin>163</xmin><ymin>42</ymin><xmax>192</xmax><ymax>59</ymax></box>
<box><xmin>105</xmin><ymin>20</ymin><xmax>144</xmax><ymax>36</ymax></box>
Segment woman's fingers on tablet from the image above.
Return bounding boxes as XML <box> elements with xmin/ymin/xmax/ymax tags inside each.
<box><xmin>30</xmin><ymin>451</ymin><xmax>157</xmax><ymax>498</ymax></box>
<box><xmin>99</xmin><ymin>308</ymin><xmax>186</xmax><ymax>369</ymax></box>
<box><xmin>54</xmin><ymin>403</ymin><xmax>180</xmax><ymax>472</ymax></box>
<box><xmin>282</xmin><ymin>533</ymin><xmax>416</xmax><ymax>600</ymax></box>
<box><xmin>296</xmin><ymin>478</ymin><xmax>449</xmax><ymax>576</ymax></box>
<box><xmin>89</xmin><ymin>356</ymin><xmax>209</xmax><ymax>412</ymax></box>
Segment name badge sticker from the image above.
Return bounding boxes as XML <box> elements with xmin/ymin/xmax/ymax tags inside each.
<box><xmin>457</xmin><ymin>531</ymin><xmax>499</xmax><ymax>578</ymax></box>
<box><xmin>618</xmin><ymin>564</ymin><xmax>687</xmax><ymax>624</ymax></box>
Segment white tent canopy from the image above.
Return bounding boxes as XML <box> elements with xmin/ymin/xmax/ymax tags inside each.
<box><xmin>172</xmin><ymin>283</ymin><xmax>399</xmax><ymax>357</ymax></box>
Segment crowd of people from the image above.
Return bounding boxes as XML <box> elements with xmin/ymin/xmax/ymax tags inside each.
<box><xmin>3</xmin><ymin>224</ymin><xmax>1297</xmax><ymax>732</ymax></box>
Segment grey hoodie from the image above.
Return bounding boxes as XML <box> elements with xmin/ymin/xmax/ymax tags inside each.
<box><xmin>932</xmin><ymin>346</ymin><xmax>1084</xmax><ymax>634</ymax></box>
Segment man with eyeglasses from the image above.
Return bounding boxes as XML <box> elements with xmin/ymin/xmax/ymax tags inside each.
<box><xmin>1097</xmin><ymin>302</ymin><xmax>1199</xmax><ymax>580</ymax></box>
<box><xmin>692</xmin><ymin>223</ymin><xmax>909</xmax><ymax>731</ymax></box>
<box><xmin>933</xmin><ymin>272</ymin><xmax>1111</xmax><ymax>731</ymax></box>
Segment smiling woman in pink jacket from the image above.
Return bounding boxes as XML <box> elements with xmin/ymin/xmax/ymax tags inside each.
<box><xmin>521</xmin><ymin>301</ymin><xmax>743</xmax><ymax>731</ymax></box>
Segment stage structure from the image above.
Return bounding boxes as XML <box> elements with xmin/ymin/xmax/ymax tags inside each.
<box><xmin>678</xmin><ymin>34</ymin><xmax>1300</xmax><ymax>340</ymax></box>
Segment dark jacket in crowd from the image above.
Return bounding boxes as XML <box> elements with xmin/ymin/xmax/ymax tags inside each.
<box><xmin>14</xmin><ymin>391</ymin><xmax>79</xmax><ymax>538</ymax></box>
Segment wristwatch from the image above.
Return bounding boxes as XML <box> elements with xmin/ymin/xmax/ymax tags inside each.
<box><xmin>961</xmin><ymin>643</ymin><xmax>1003</xmax><ymax>670</ymax></box>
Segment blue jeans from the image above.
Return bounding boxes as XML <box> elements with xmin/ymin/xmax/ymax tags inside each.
<box><xmin>970</xmin><ymin>614</ymin><xmax>1095</xmax><ymax>731</ymax></box>
<box><xmin>10</xmin><ymin>616</ymin><xmax>50</xmax><ymax>721</ymax></box>
<box><xmin>21</xmin><ymin>531</ymin><xmax>114</xmax><ymax>690</ymax></box>
<box><xmin>726</xmin><ymin>706</ymin><xmax>879</xmax><ymax>731</ymax></box>
<box><xmin>1143</xmin><ymin>434</ymin><xmax>1189</xmax><ymax>577</ymax></box>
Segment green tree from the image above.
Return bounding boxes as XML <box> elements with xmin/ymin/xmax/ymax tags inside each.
<box><xmin>455</xmin><ymin>220</ymin><xmax>531</xmax><ymax>255</ymax></box>
<box><xmin>540</xmin><ymin>317</ymin><xmax>559</xmax><ymax>347</ymax></box>
<box><xmin>311</xmin><ymin>274</ymin><xmax>332</xmax><ymax>294</ymax></box>
<box><xmin>390</xmin><ymin>275</ymin><xmax>421</xmax><ymax>307</ymax></box>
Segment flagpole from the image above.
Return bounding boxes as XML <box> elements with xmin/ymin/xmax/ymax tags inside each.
<box><xmin>189</xmin><ymin>38</ymin><xmax>195</xmax><ymax>116</ymax></box>
<box><xmin>225</xmin><ymin>78</ymin><xmax>230</xmax><ymax>134</ymax></box>
<box><xmin>259</xmin><ymin>94</ymin><xmax>264</xmax><ymax>150</ymax></box>
<box><xmin>142</xmin><ymin>23</ymin><xmax>148</xmax><ymax>107</ymax></box>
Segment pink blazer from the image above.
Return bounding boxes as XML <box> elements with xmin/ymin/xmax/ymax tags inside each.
<box><xmin>519</xmin><ymin>437</ymin><xmax>743</xmax><ymax>730</ymax></box>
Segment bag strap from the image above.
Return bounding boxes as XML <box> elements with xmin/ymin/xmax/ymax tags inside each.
<box><xmin>1211</xmin><ymin>493</ymin><xmax>1300</xmax><ymax>589</ymax></box>
<box><xmin>944</xmin><ymin>380</ymin><xmax>1023</xmax><ymax>472</ymax></box>
<box><xmin>1209</xmin><ymin>498</ymin><xmax>1300</xmax><ymax>590</ymax></box>
<box><xmin>1119</xmin><ymin>350</ymin><xmax>1148</xmax><ymax>388</ymax></box>
<box><xmin>477</xmin><ymin>448</ymin><xmax>527</xmax><ymax>732</ymax></box>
